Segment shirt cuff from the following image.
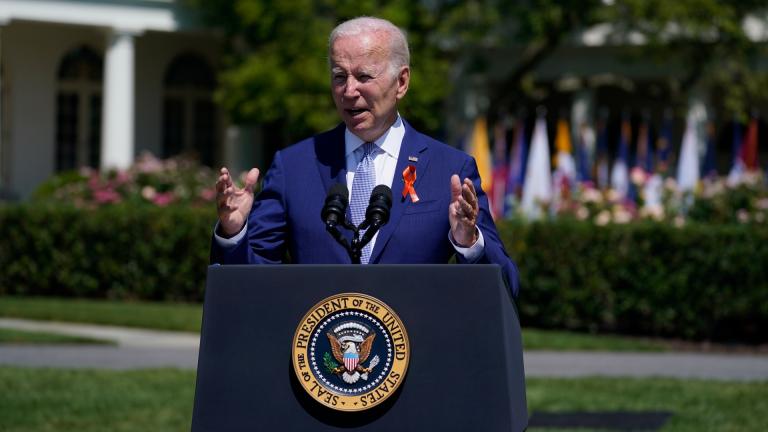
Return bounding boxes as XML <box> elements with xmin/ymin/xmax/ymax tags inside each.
<box><xmin>448</xmin><ymin>228</ymin><xmax>485</xmax><ymax>263</ymax></box>
<box><xmin>214</xmin><ymin>221</ymin><xmax>248</xmax><ymax>247</ymax></box>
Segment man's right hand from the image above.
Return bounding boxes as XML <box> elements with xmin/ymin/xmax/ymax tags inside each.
<box><xmin>216</xmin><ymin>167</ymin><xmax>260</xmax><ymax>237</ymax></box>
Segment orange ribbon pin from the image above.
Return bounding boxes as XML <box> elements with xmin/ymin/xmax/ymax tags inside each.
<box><xmin>402</xmin><ymin>165</ymin><xmax>420</xmax><ymax>203</ymax></box>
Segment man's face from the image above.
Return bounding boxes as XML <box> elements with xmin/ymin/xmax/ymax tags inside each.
<box><xmin>330</xmin><ymin>32</ymin><xmax>409</xmax><ymax>142</ymax></box>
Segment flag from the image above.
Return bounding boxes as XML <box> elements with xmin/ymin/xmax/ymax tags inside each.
<box><xmin>505</xmin><ymin>119</ymin><xmax>528</xmax><ymax>217</ymax></box>
<box><xmin>701</xmin><ymin>121</ymin><xmax>717</xmax><ymax>178</ymax></box>
<box><xmin>489</xmin><ymin>122</ymin><xmax>509</xmax><ymax>219</ymax></box>
<box><xmin>610</xmin><ymin>117</ymin><xmax>630</xmax><ymax>200</ymax></box>
<box><xmin>594</xmin><ymin>115</ymin><xmax>610</xmax><ymax>189</ymax></box>
<box><xmin>576</xmin><ymin>122</ymin><xmax>595</xmax><ymax>183</ymax></box>
<box><xmin>553</xmin><ymin>118</ymin><xmax>576</xmax><ymax>177</ymax></box>
<box><xmin>465</xmin><ymin>117</ymin><xmax>492</xmax><ymax>193</ymax></box>
<box><xmin>521</xmin><ymin>116</ymin><xmax>552</xmax><ymax>219</ymax></box>
<box><xmin>635</xmin><ymin>118</ymin><xmax>653</xmax><ymax>173</ymax></box>
<box><xmin>677</xmin><ymin>117</ymin><xmax>700</xmax><ymax>192</ymax></box>
<box><xmin>552</xmin><ymin>118</ymin><xmax>577</xmax><ymax>211</ymax></box>
<box><xmin>728</xmin><ymin>118</ymin><xmax>745</xmax><ymax>185</ymax></box>
<box><xmin>656</xmin><ymin>113</ymin><xmax>674</xmax><ymax>176</ymax></box>
<box><xmin>741</xmin><ymin>115</ymin><xmax>759</xmax><ymax>170</ymax></box>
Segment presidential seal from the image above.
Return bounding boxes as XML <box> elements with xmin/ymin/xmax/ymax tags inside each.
<box><xmin>291</xmin><ymin>293</ymin><xmax>410</xmax><ymax>412</ymax></box>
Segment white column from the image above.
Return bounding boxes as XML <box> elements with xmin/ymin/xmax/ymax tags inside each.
<box><xmin>101</xmin><ymin>29</ymin><xmax>137</xmax><ymax>170</ymax></box>
<box><xmin>571</xmin><ymin>89</ymin><xmax>594</xmax><ymax>132</ymax></box>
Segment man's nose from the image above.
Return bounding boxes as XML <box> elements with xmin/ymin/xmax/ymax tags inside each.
<box><xmin>343</xmin><ymin>77</ymin><xmax>359</xmax><ymax>98</ymax></box>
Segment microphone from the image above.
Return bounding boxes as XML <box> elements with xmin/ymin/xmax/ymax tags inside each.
<box><xmin>357</xmin><ymin>185</ymin><xmax>392</xmax><ymax>250</ymax></box>
<box><xmin>364</xmin><ymin>185</ymin><xmax>392</xmax><ymax>229</ymax></box>
<box><xmin>321</xmin><ymin>183</ymin><xmax>349</xmax><ymax>227</ymax></box>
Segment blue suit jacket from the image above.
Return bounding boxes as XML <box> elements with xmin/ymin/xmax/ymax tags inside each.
<box><xmin>211</xmin><ymin>120</ymin><xmax>520</xmax><ymax>297</ymax></box>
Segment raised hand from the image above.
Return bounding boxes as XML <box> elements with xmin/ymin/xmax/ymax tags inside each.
<box><xmin>216</xmin><ymin>167</ymin><xmax>260</xmax><ymax>237</ymax></box>
<box><xmin>448</xmin><ymin>174</ymin><xmax>479</xmax><ymax>247</ymax></box>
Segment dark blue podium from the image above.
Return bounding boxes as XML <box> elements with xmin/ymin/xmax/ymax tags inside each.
<box><xmin>192</xmin><ymin>264</ymin><xmax>527</xmax><ymax>431</ymax></box>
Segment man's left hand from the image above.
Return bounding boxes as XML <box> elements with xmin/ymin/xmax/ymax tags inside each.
<box><xmin>449</xmin><ymin>174</ymin><xmax>479</xmax><ymax>247</ymax></box>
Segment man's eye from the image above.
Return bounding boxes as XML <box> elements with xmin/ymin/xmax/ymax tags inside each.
<box><xmin>333</xmin><ymin>74</ymin><xmax>346</xmax><ymax>83</ymax></box>
<box><xmin>358</xmin><ymin>74</ymin><xmax>372</xmax><ymax>82</ymax></box>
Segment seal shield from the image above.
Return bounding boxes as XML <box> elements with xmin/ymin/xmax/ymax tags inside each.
<box><xmin>292</xmin><ymin>293</ymin><xmax>410</xmax><ymax>412</ymax></box>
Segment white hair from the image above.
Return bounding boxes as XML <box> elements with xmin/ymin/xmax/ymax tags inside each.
<box><xmin>329</xmin><ymin>16</ymin><xmax>410</xmax><ymax>78</ymax></box>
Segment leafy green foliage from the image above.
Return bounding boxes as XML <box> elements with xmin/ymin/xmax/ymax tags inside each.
<box><xmin>0</xmin><ymin>204</ymin><xmax>214</xmax><ymax>302</ymax></box>
<box><xmin>2</xmin><ymin>202</ymin><xmax>767</xmax><ymax>341</ymax></box>
<box><xmin>599</xmin><ymin>0</ymin><xmax>768</xmax><ymax>119</ymax></box>
<box><xmin>323</xmin><ymin>351</ymin><xmax>339</xmax><ymax>373</ymax></box>
<box><xmin>32</xmin><ymin>153</ymin><xmax>219</xmax><ymax>209</ymax></box>
<box><xmin>183</xmin><ymin>0</ymin><xmax>768</xmax><ymax>139</ymax></box>
<box><xmin>501</xmin><ymin>219</ymin><xmax>768</xmax><ymax>342</ymax></box>
<box><xmin>184</xmin><ymin>0</ymin><xmax>451</xmax><ymax>141</ymax></box>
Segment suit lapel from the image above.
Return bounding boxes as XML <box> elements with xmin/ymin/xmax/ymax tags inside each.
<box><xmin>314</xmin><ymin>124</ymin><xmax>354</xmax><ymax>256</ymax></box>
<box><xmin>314</xmin><ymin>124</ymin><xmax>348</xmax><ymax>193</ymax></box>
<box><xmin>369</xmin><ymin>120</ymin><xmax>431</xmax><ymax>263</ymax></box>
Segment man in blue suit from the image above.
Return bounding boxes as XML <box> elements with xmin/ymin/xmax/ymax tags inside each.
<box><xmin>212</xmin><ymin>17</ymin><xmax>519</xmax><ymax>297</ymax></box>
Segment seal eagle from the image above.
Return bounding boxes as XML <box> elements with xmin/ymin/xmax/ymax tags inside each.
<box><xmin>327</xmin><ymin>332</ymin><xmax>376</xmax><ymax>384</ymax></box>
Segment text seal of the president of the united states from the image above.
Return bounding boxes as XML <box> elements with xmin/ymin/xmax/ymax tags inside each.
<box><xmin>292</xmin><ymin>293</ymin><xmax>410</xmax><ymax>411</ymax></box>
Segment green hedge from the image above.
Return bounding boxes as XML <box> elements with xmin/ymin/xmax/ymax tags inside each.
<box><xmin>0</xmin><ymin>205</ymin><xmax>213</xmax><ymax>301</ymax></box>
<box><xmin>499</xmin><ymin>220</ymin><xmax>768</xmax><ymax>342</ymax></box>
<box><xmin>2</xmin><ymin>205</ymin><xmax>767</xmax><ymax>341</ymax></box>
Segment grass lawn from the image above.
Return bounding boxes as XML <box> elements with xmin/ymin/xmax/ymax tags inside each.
<box><xmin>0</xmin><ymin>367</ymin><xmax>765</xmax><ymax>431</ymax></box>
<box><xmin>0</xmin><ymin>296</ymin><xmax>672</xmax><ymax>351</ymax></box>
<box><xmin>0</xmin><ymin>296</ymin><xmax>202</xmax><ymax>333</ymax></box>
<box><xmin>523</xmin><ymin>328</ymin><xmax>666</xmax><ymax>351</ymax></box>
<box><xmin>0</xmin><ymin>328</ymin><xmax>112</xmax><ymax>345</ymax></box>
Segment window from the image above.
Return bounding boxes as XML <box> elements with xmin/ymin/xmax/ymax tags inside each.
<box><xmin>55</xmin><ymin>45</ymin><xmax>103</xmax><ymax>171</ymax></box>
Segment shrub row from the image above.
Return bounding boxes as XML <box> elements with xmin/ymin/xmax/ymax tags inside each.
<box><xmin>0</xmin><ymin>205</ymin><xmax>213</xmax><ymax>301</ymax></box>
<box><xmin>499</xmin><ymin>220</ymin><xmax>768</xmax><ymax>342</ymax></box>
<box><xmin>2</xmin><ymin>205</ymin><xmax>767</xmax><ymax>341</ymax></box>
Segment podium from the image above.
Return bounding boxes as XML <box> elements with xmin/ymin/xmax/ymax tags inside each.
<box><xmin>192</xmin><ymin>265</ymin><xmax>528</xmax><ymax>431</ymax></box>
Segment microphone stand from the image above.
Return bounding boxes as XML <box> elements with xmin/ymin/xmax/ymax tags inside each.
<box><xmin>326</xmin><ymin>218</ymin><xmax>384</xmax><ymax>265</ymax></box>
<box><xmin>325</xmin><ymin>219</ymin><xmax>362</xmax><ymax>264</ymax></box>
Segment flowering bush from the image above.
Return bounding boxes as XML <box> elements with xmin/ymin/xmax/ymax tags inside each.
<box><xmin>511</xmin><ymin>169</ymin><xmax>768</xmax><ymax>226</ymax></box>
<box><xmin>33</xmin><ymin>152</ymin><xmax>225</xmax><ymax>208</ymax></box>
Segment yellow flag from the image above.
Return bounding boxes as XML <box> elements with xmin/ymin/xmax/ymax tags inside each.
<box><xmin>467</xmin><ymin>117</ymin><xmax>492</xmax><ymax>192</ymax></box>
<box><xmin>554</xmin><ymin>118</ymin><xmax>572</xmax><ymax>167</ymax></box>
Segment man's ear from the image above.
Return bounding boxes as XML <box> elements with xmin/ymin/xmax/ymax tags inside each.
<box><xmin>396</xmin><ymin>66</ymin><xmax>410</xmax><ymax>100</ymax></box>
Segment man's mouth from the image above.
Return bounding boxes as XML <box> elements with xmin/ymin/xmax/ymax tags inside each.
<box><xmin>346</xmin><ymin>108</ymin><xmax>368</xmax><ymax>117</ymax></box>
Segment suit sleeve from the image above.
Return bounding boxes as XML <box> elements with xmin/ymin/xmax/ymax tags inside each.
<box><xmin>210</xmin><ymin>151</ymin><xmax>288</xmax><ymax>264</ymax></box>
<box><xmin>456</xmin><ymin>157</ymin><xmax>521</xmax><ymax>298</ymax></box>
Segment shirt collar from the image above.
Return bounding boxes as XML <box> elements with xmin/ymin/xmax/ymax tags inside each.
<box><xmin>344</xmin><ymin>115</ymin><xmax>403</xmax><ymax>159</ymax></box>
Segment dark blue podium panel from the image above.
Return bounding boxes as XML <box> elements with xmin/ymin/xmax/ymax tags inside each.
<box><xmin>192</xmin><ymin>264</ymin><xmax>527</xmax><ymax>431</ymax></box>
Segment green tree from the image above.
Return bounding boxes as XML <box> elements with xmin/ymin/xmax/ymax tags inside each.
<box><xmin>602</xmin><ymin>0</ymin><xmax>768</xmax><ymax>121</ymax></box>
<box><xmin>185</xmin><ymin>0</ymin><xmax>451</xmax><ymax>144</ymax></box>
<box><xmin>186</xmin><ymin>0</ymin><xmax>768</xmax><ymax>142</ymax></box>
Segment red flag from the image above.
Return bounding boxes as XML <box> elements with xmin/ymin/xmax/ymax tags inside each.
<box><xmin>740</xmin><ymin>117</ymin><xmax>759</xmax><ymax>170</ymax></box>
<box><xmin>489</xmin><ymin>123</ymin><xmax>509</xmax><ymax>219</ymax></box>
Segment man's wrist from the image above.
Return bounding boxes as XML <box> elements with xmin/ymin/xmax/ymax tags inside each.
<box><xmin>214</xmin><ymin>221</ymin><xmax>248</xmax><ymax>246</ymax></box>
<box><xmin>455</xmin><ymin>227</ymin><xmax>479</xmax><ymax>248</ymax></box>
<box><xmin>218</xmin><ymin>222</ymin><xmax>245</xmax><ymax>239</ymax></box>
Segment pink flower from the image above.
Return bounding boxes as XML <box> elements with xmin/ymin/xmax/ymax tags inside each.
<box><xmin>199</xmin><ymin>187</ymin><xmax>216</xmax><ymax>201</ymax></box>
<box><xmin>93</xmin><ymin>187</ymin><xmax>121</xmax><ymax>204</ymax></box>
<box><xmin>135</xmin><ymin>151</ymin><xmax>164</xmax><ymax>173</ymax></box>
<box><xmin>115</xmin><ymin>171</ymin><xmax>132</xmax><ymax>185</ymax></box>
<box><xmin>152</xmin><ymin>192</ymin><xmax>176</xmax><ymax>206</ymax></box>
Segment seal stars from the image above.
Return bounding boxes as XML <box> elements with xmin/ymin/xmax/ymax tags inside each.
<box><xmin>292</xmin><ymin>293</ymin><xmax>410</xmax><ymax>412</ymax></box>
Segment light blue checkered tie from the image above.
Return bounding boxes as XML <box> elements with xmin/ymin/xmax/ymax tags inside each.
<box><xmin>350</xmin><ymin>142</ymin><xmax>376</xmax><ymax>264</ymax></box>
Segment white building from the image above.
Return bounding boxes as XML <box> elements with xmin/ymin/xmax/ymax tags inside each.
<box><xmin>0</xmin><ymin>0</ymin><xmax>247</xmax><ymax>199</ymax></box>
